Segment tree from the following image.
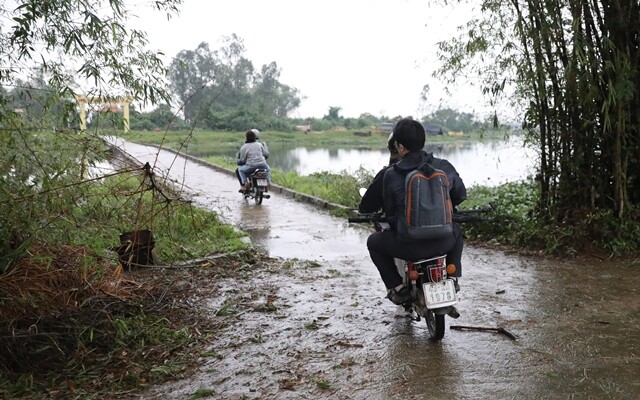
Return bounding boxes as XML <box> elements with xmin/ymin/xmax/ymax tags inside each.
<box><xmin>210</xmin><ymin>34</ymin><xmax>254</xmax><ymax>113</ymax></box>
<box><xmin>167</xmin><ymin>36</ymin><xmax>302</xmax><ymax>128</ymax></box>
<box><xmin>417</xmin><ymin>84</ymin><xmax>431</xmax><ymax>117</ymax></box>
<box><xmin>422</xmin><ymin>107</ymin><xmax>477</xmax><ymax>132</ymax></box>
<box><xmin>253</xmin><ymin>62</ymin><xmax>301</xmax><ymax>117</ymax></box>
<box><xmin>0</xmin><ymin>0</ymin><xmax>182</xmax><ymax>272</ymax></box>
<box><xmin>2</xmin><ymin>0</ymin><xmax>180</xmax><ymax>107</ymax></box>
<box><xmin>168</xmin><ymin>42</ymin><xmax>218</xmax><ymax>125</ymax></box>
<box><xmin>324</xmin><ymin>106</ymin><xmax>343</xmax><ymax>121</ymax></box>
<box><xmin>140</xmin><ymin>103</ymin><xmax>186</xmax><ymax>130</ymax></box>
<box><xmin>436</xmin><ymin>0</ymin><xmax>640</xmax><ymax>221</ymax></box>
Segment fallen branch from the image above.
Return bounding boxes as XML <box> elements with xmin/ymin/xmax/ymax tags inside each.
<box><xmin>449</xmin><ymin>325</ymin><xmax>517</xmax><ymax>340</ymax></box>
<box><xmin>133</xmin><ymin>251</ymin><xmax>242</xmax><ymax>269</ymax></box>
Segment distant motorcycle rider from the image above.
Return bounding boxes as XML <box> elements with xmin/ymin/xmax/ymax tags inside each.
<box><xmin>360</xmin><ymin>118</ymin><xmax>467</xmax><ymax>305</ymax></box>
<box><xmin>236</xmin><ymin>129</ymin><xmax>271</xmax><ymax>192</ymax></box>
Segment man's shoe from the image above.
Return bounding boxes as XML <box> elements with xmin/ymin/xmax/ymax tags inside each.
<box><xmin>387</xmin><ymin>286</ymin><xmax>412</xmax><ymax>305</ymax></box>
<box><xmin>447</xmin><ymin>306</ymin><xmax>460</xmax><ymax>319</ymax></box>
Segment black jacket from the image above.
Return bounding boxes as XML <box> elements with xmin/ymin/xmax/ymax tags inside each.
<box><xmin>381</xmin><ymin>150</ymin><xmax>466</xmax><ymax>231</ymax></box>
<box><xmin>358</xmin><ymin>165</ymin><xmax>389</xmax><ymax>214</ymax></box>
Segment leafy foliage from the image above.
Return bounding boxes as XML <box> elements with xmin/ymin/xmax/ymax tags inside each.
<box><xmin>0</xmin><ymin>0</ymin><xmax>198</xmax><ymax>272</ymax></box>
<box><xmin>436</xmin><ymin>0</ymin><xmax>640</xmax><ymax>226</ymax></box>
<box><xmin>0</xmin><ymin>1</ymin><xmax>266</xmax><ymax>397</ymax></box>
<box><xmin>1</xmin><ymin>131</ymin><xmax>248</xmax><ymax>269</ymax></box>
<box><xmin>167</xmin><ymin>36</ymin><xmax>302</xmax><ymax>128</ymax></box>
<box><xmin>1</xmin><ymin>0</ymin><xmax>181</xmax><ymax>106</ymax></box>
<box><xmin>0</xmin><ymin>128</ymin><xmax>251</xmax><ymax>397</ymax></box>
<box><xmin>421</xmin><ymin>107</ymin><xmax>489</xmax><ymax>133</ymax></box>
<box><xmin>0</xmin><ymin>129</ymin><xmax>105</xmax><ymax>272</ymax></box>
<box><xmin>461</xmin><ymin>182</ymin><xmax>640</xmax><ymax>257</ymax></box>
<box><xmin>274</xmin><ymin>168</ymin><xmax>371</xmax><ymax>209</ymax></box>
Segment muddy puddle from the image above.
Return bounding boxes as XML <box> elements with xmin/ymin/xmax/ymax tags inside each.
<box><xmin>112</xmin><ymin>140</ymin><xmax>640</xmax><ymax>400</ymax></box>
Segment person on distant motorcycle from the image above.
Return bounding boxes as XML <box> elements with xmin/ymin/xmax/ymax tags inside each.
<box><xmin>236</xmin><ymin>129</ymin><xmax>271</xmax><ymax>192</ymax></box>
<box><xmin>361</xmin><ymin>118</ymin><xmax>467</xmax><ymax>305</ymax></box>
<box><xmin>235</xmin><ymin>128</ymin><xmax>269</xmax><ymax>187</ymax></box>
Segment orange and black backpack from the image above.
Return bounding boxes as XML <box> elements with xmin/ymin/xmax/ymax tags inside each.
<box><xmin>397</xmin><ymin>162</ymin><xmax>453</xmax><ymax>240</ymax></box>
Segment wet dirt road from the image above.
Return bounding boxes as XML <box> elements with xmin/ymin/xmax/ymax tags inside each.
<box><xmin>116</xmin><ymin>140</ymin><xmax>640</xmax><ymax>400</ymax></box>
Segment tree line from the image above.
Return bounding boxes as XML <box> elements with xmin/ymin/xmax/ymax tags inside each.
<box><xmin>0</xmin><ymin>26</ymin><xmax>491</xmax><ymax>134</ymax></box>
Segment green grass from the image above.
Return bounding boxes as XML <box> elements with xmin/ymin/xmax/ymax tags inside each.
<box><xmin>189</xmin><ymin>388</ymin><xmax>216</xmax><ymax>399</ymax></box>
<box><xmin>201</xmin><ymin>154</ymin><xmax>371</xmax><ymax>213</ymax></box>
<box><xmin>64</xmin><ymin>173</ymin><xmax>249</xmax><ymax>264</ymax></box>
<box><xmin>0</xmin><ymin>130</ymin><xmax>253</xmax><ymax>398</ymax></box>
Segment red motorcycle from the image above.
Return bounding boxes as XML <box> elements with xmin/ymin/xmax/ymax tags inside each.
<box><xmin>348</xmin><ymin>206</ymin><xmax>491</xmax><ymax>340</ymax></box>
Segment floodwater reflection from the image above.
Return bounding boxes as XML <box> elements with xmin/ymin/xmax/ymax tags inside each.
<box><xmin>200</xmin><ymin>135</ymin><xmax>537</xmax><ymax>186</ymax></box>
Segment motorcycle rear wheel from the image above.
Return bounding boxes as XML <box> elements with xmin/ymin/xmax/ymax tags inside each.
<box><xmin>254</xmin><ymin>189</ymin><xmax>263</xmax><ymax>205</ymax></box>
<box><xmin>415</xmin><ymin>286</ymin><xmax>445</xmax><ymax>340</ymax></box>
<box><xmin>425</xmin><ymin>309</ymin><xmax>445</xmax><ymax>340</ymax></box>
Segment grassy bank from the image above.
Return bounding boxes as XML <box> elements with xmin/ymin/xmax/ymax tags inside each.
<box><xmin>0</xmin><ymin>132</ymin><xmax>253</xmax><ymax>398</ymax></box>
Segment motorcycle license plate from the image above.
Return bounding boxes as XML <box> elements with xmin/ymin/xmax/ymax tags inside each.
<box><xmin>423</xmin><ymin>279</ymin><xmax>457</xmax><ymax>309</ymax></box>
<box><xmin>256</xmin><ymin>179</ymin><xmax>268</xmax><ymax>186</ymax></box>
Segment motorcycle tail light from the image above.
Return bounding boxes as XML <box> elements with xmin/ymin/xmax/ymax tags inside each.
<box><xmin>408</xmin><ymin>270</ymin><xmax>420</xmax><ymax>281</ymax></box>
<box><xmin>446</xmin><ymin>264</ymin><xmax>457</xmax><ymax>275</ymax></box>
<box><xmin>429</xmin><ymin>266</ymin><xmax>444</xmax><ymax>283</ymax></box>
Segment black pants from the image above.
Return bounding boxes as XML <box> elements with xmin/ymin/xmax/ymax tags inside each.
<box><xmin>366</xmin><ymin>224</ymin><xmax>463</xmax><ymax>289</ymax></box>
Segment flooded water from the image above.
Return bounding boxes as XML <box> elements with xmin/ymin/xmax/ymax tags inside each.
<box><xmin>111</xmin><ymin>139</ymin><xmax>639</xmax><ymax>400</ymax></box>
<box><xmin>201</xmin><ymin>135</ymin><xmax>537</xmax><ymax>187</ymax></box>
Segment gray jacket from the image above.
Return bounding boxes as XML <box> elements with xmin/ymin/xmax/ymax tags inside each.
<box><xmin>238</xmin><ymin>142</ymin><xmax>269</xmax><ymax>166</ymax></box>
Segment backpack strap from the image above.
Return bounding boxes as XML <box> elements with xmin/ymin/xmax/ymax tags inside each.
<box><xmin>430</xmin><ymin>158</ymin><xmax>444</xmax><ymax>170</ymax></box>
<box><xmin>417</xmin><ymin>162</ymin><xmax>439</xmax><ymax>175</ymax></box>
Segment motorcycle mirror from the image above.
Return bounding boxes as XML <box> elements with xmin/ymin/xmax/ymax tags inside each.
<box><xmin>358</xmin><ymin>187</ymin><xmax>367</xmax><ymax>198</ymax></box>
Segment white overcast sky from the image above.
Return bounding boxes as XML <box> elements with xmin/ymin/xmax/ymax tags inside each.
<box><xmin>129</xmin><ymin>0</ymin><xmax>488</xmax><ymax>119</ymax></box>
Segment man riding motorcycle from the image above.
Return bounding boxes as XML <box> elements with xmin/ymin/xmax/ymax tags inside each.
<box><xmin>359</xmin><ymin>118</ymin><xmax>467</xmax><ymax>305</ymax></box>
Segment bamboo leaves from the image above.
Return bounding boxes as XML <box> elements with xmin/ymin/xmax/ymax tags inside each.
<box><xmin>436</xmin><ymin>0</ymin><xmax>640</xmax><ymax>220</ymax></box>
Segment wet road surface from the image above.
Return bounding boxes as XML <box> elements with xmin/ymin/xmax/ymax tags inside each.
<box><xmin>115</xmin><ymin>140</ymin><xmax>640</xmax><ymax>400</ymax></box>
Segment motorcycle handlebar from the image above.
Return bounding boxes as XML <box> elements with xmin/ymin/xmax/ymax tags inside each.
<box><xmin>347</xmin><ymin>216</ymin><xmax>385</xmax><ymax>223</ymax></box>
<box><xmin>348</xmin><ymin>204</ymin><xmax>494</xmax><ymax>224</ymax></box>
<box><xmin>453</xmin><ymin>213</ymin><xmax>486</xmax><ymax>223</ymax></box>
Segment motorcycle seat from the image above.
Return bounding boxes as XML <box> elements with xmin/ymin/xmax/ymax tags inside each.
<box><xmin>411</xmin><ymin>255</ymin><xmax>447</xmax><ymax>266</ymax></box>
<box><xmin>251</xmin><ymin>170</ymin><xmax>268</xmax><ymax>179</ymax></box>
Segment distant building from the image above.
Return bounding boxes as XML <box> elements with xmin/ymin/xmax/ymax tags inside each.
<box><xmin>377</xmin><ymin>122</ymin><xmax>444</xmax><ymax>136</ymax></box>
<box><xmin>378</xmin><ymin>122</ymin><xmax>394</xmax><ymax>133</ymax></box>
<box><xmin>423</xmin><ymin>124</ymin><xmax>443</xmax><ymax>135</ymax></box>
